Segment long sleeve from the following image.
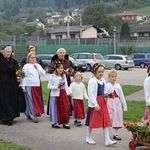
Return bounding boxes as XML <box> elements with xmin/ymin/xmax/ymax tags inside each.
<box><xmin>117</xmin><ymin>83</ymin><xmax>128</xmax><ymax>111</ymax></box>
<box><xmin>144</xmin><ymin>77</ymin><xmax>150</xmax><ymax>106</ymax></box>
<box><xmin>88</xmin><ymin>78</ymin><xmax>98</xmax><ymax>107</ymax></box>
<box><xmin>34</xmin><ymin>63</ymin><xmax>46</xmax><ymax>76</ymax></box>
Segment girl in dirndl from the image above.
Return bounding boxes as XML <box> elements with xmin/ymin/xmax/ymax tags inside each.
<box><xmin>21</xmin><ymin>52</ymin><xmax>46</xmax><ymax>123</ymax></box>
<box><xmin>47</xmin><ymin>61</ymin><xmax>71</xmax><ymax>129</ymax></box>
<box><xmin>70</xmin><ymin>72</ymin><xmax>88</xmax><ymax>126</ymax></box>
<box><xmin>85</xmin><ymin>63</ymin><xmax>116</xmax><ymax>146</ymax></box>
<box><xmin>143</xmin><ymin>65</ymin><xmax>150</xmax><ymax>124</ymax></box>
<box><xmin>106</xmin><ymin>69</ymin><xmax>127</xmax><ymax>141</ymax></box>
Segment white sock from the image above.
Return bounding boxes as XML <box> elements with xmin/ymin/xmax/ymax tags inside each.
<box><xmin>87</xmin><ymin>127</ymin><xmax>93</xmax><ymax>139</ymax></box>
<box><xmin>112</xmin><ymin>128</ymin><xmax>118</xmax><ymax>136</ymax></box>
<box><xmin>103</xmin><ymin>127</ymin><xmax>111</xmax><ymax>144</ymax></box>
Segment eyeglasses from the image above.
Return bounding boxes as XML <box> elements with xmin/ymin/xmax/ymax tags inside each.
<box><xmin>30</xmin><ymin>57</ymin><xmax>36</xmax><ymax>58</ymax></box>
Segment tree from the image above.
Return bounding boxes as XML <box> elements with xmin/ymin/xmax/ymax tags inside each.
<box><xmin>82</xmin><ymin>4</ymin><xmax>110</xmax><ymax>29</ymax></box>
<box><xmin>120</xmin><ymin>22</ymin><xmax>130</xmax><ymax>40</ymax></box>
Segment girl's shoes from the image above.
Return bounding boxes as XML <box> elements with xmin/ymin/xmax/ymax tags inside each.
<box><xmin>52</xmin><ymin>124</ymin><xmax>60</xmax><ymax>128</ymax></box>
<box><xmin>63</xmin><ymin>124</ymin><xmax>71</xmax><ymax>129</ymax></box>
<box><xmin>113</xmin><ymin>135</ymin><xmax>122</xmax><ymax>140</ymax></box>
<box><xmin>24</xmin><ymin>113</ymin><xmax>32</xmax><ymax>120</ymax></box>
<box><xmin>86</xmin><ymin>137</ymin><xmax>96</xmax><ymax>145</ymax></box>
<box><xmin>105</xmin><ymin>140</ymin><xmax>117</xmax><ymax>146</ymax></box>
<box><xmin>32</xmin><ymin>117</ymin><xmax>39</xmax><ymax>123</ymax></box>
<box><xmin>74</xmin><ymin>120</ymin><xmax>82</xmax><ymax>127</ymax></box>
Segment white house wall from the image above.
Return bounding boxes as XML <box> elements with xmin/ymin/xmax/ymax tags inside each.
<box><xmin>81</xmin><ymin>27</ymin><xmax>97</xmax><ymax>38</ymax></box>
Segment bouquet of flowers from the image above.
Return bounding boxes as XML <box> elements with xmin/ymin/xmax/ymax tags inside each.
<box><xmin>16</xmin><ymin>68</ymin><xmax>25</xmax><ymax>78</ymax></box>
<box><xmin>124</xmin><ymin>121</ymin><xmax>150</xmax><ymax>142</ymax></box>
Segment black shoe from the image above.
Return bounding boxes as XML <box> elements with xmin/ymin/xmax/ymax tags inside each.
<box><xmin>7</xmin><ymin>120</ymin><xmax>14</xmax><ymax>126</ymax></box>
<box><xmin>24</xmin><ymin>113</ymin><xmax>32</xmax><ymax>120</ymax></box>
<box><xmin>74</xmin><ymin>120</ymin><xmax>78</xmax><ymax>125</ymax></box>
<box><xmin>77</xmin><ymin>122</ymin><xmax>82</xmax><ymax>127</ymax></box>
<box><xmin>63</xmin><ymin>124</ymin><xmax>71</xmax><ymax>129</ymax></box>
<box><xmin>52</xmin><ymin>124</ymin><xmax>60</xmax><ymax>128</ymax></box>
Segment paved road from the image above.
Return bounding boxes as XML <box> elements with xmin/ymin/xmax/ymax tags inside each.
<box><xmin>0</xmin><ymin>113</ymin><xmax>149</xmax><ymax>150</ymax></box>
<box><xmin>41</xmin><ymin>68</ymin><xmax>147</xmax><ymax>86</ymax></box>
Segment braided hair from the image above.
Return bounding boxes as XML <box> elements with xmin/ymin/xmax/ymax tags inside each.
<box><xmin>91</xmin><ymin>63</ymin><xmax>104</xmax><ymax>74</ymax></box>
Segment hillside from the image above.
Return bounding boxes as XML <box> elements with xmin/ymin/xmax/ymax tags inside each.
<box><xmin>132</xmin><ymin>6</ymin><xmax>150</xmax><ymax>16</ymax></box>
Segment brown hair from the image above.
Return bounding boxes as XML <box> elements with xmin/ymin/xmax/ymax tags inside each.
<box><xmin>27</xmin><ymin>45</ymin><xmax>36</xmax><ymax>52</ymax></box>
<box><xmin>91</xmin><ymin>63</ymin><xmax>104</xmax><ymax>74</ymax></box>
<box><xmin>147</xmin><ymin>65</ymin><xmax>150</xmax><ymax>73</ymax></box>
<box><xmin>53</xmin><ymin>61</ymin><xmax>64</xmax><ymax>76</ymax></box>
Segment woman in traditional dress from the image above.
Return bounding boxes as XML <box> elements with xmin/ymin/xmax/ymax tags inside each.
<box><xmin>21</xmin><ymin>52</ymin><xmax>46</xmax><ymax>123</ymax></box>
<box><xmin>0</xmin><ymin>46</ymin><xmax>20</xmax><ymax>125</ymax></box>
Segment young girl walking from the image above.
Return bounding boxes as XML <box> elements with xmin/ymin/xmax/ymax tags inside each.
<box><xmin>47</xmin><ymin>61</ymin><xmax>71</xmax><ymax>129</ymax></box>
<box><xmin>85</xmin><ymin>63</ymin><xmax>116</xmax><ymax>146</ymax></box>
<box><xmin>106</xmin><ymin>69</ymin><xmax>127</xmax><ymax>140</ymax></box>
<box><xmin>70</xmin><ymin>71</ymin><xmax>88</xmax><ymax>126</ymax></box>
<box><xmin>142</xmin><ymin>65</ymin><xmax>150</xmax><ymax>124</ymax></box>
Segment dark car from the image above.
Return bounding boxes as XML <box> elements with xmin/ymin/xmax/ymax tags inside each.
<box><xmin>36</xmin><ymin>54</ymin><xmax>53</xmax><ymax>72</ymax></box>
<box><xmin>36</xmin><ymin>54</ymin><xmax>87</xmax><ymax>72</ymax></box>
<box><xmin>129</xmin><ymin>53</ymin><xmax>150</xmax><ymax>68</ymax></box>
<box><xmin>69</xmin><ymin>57</ymin><xmax>87</xmax><ymax>72</ymax></box>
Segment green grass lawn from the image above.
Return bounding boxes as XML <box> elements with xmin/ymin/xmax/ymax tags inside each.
<box><xmin>42</xmin><ymin>81</ymin><xmax>145</xmax><ymax>121</ymax></box>
<box><xmin>42</xmin><ymin>81</ymin><xmax>143</xmax><ymax>105</ymax></box>
<box><xmin>132</xmin><ymin>6</ymin><xmax>150</xmax><ymax>15</ymax></box>
<box><xmin>0</xmin><ymin>140</ymin><xmax>31</xmax><ymax>150</ymax></box>
<box><xmin>124</xmin><ymin>101</ymin><xmax>145</xmax><ymax>121</ymax></box>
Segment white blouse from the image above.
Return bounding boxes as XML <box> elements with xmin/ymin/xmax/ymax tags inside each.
<box><xmin>106</xmin><ymin>82</ymin><xmax>127</xmax><ymax>111</ymax></box>
<box><xmin>144</xmin><ymin>76</ymin><xmax>150</xmax><ymax>106</ymax></box>
<box><xmin>70</xmin><ymin>82</ymin><xmax>88</xmax><ymax>100</ymax></box>
<box><xmin>21</xmin><ymin>63</ymin><xmax>46</xmax><ymax>86</ymax></box>
<box><xmin>47</xmin><ymin>74</ymin><xmax>71</xmax><ymax>97</ymax></box>
<box><xmin>87</xmin><ymin>77</ymin><xmax>107</xmax><ymax>108</ymax></box>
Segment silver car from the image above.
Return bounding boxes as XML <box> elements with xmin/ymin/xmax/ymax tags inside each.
<box><xmin>70</xmin><ymin>53</ymin><xmax>105</xmax><ymax>71</ymax></box>
<box><xmin>104</xmin><ymin>54</ymin><xmax>134</xmax><ymax>70</ymax></box>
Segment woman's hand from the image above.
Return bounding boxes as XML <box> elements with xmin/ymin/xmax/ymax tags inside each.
<box><xmin>95</xmin><ymin>105</ymin><xmax>101</xmax><ymax>111</ymax></box>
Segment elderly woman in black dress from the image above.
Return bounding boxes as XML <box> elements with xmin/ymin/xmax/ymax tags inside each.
<box><xmin>0</xmin><ymin>46</ymin><xmax>20</xmax><ymax>125</ymax></box>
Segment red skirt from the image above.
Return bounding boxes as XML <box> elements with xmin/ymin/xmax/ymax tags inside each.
<box><xmin>56</xmin><ymin>89</ymin><xmax>70</xmax><ymax>124</ymax></box>
<box><xmin>31</xmin><ymin>86</ymin><xmax>44</xmax><ymax>114</ymax></box>
<box><xmin>144</xmin><ymin>106</ymin><xmax>150</xmax><ymax>120</ymax></box>
<box><xmin>73</xmin><ymin>99</ymin><xmax>85</xmax><ymax>119</ymax></box>
<box><xmin>88</xmin><ymin>96</ymin><xmax>111</xmax><ymax>128</ymax></box>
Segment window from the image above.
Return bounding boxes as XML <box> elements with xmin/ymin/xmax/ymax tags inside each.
<box><xmin>56</xmin><ymin>35</ymin><xmax>62</xmax><ymax>39</ymax></box>
<box><xmin>78</xmin><ymin>54</ymin><xmax>87</xmax><ymax>59</ymax></box>
<box><xmin>134</xmin><ymin>54</ymin><xmax>145</xmax><ymax>59</ymax></box>
<box><xmin>87</xmin><ymin>54</ymin><xmax>93</xmax><ymax>59</ymax></box>
<box><xmin>71</xmin><ymin>54</ymin><xmax>78</xmax><ymax>59</ymax></box>
<box><xmin>108</xmin><ymin>56</ymin><xmax>123</xmax><ymax>60</ymax></box>
<box><xmin>70</xmin><ymin>34</ymin><xmax>75</xmax><ymax>38</ymax></box>
<box><xmin>96</xmin><ymin>54</ymin><xmax>104</xmax><ymax>60</ymax></box>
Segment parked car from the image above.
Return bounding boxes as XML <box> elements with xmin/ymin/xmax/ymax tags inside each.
<box><xmin>129</xmin><ymin>53</ymin><xmax>150</xmax><ymax>68</ymax></box>
<box><xmin>70</xmin><ymin>53</ymin><xmax>105</xmax><ymax>71</ymax></box>
<box><xmin>36</xmin><ymin>54</ymin><xmax>87</xmax><ymax>72</ymax></box>
<box><xmin>69</xmin><ymin>57</ymin><xmax>87</xmax><ymax>72</ymax></box>
<box><xmin>36</xmin><ymin>54</ymin><xmax>53</xmax><ymax>72</ymax></box>
<box><xmin>104</xmin><ymin>54</ymin><xmax>134</xmax><ymax>70</ymax></box>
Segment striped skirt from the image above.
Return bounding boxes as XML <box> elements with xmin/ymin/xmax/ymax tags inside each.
<box><xmin>24</xmin><ymin>86</ymin><xmax>44</xmax><ymax>116</ymax></box>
